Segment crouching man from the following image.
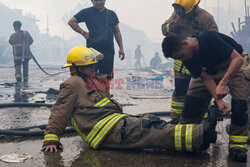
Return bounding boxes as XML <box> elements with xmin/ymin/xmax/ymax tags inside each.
<box><xmin>41</xmin><ymin>46</ymin><xmax>217</xmax><ymax>154</ymax></box>
<box><xmin>161</xmin><ymin>30</ymin><xmax>250</xmax><ymax>162</ymax></box>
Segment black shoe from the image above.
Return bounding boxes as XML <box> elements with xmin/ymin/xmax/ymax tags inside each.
<box><xmin>207</xmin><ymin>106</ymin><xmax>218</xmax><ymax>144</ymax></box>
<box><xmin>167</xmin><ymin>119</ymin><xmax>179</xmax><ymax>124</ymax></box>
<box><xmin>229</xmin><ymin>148</ymin><xmax>247</xmax><ymax>162</ymax></box>
<box><xmin>199</xmin><ymin>108</ymin><xmax>218</xmax><ymax>151</ymax></box>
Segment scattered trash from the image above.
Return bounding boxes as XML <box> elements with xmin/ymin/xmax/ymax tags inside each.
<box><xmin>120</xmin><ymin>103</ymin><xmax>138</xmax><ymax>107</ymax></box>
<box><xmin>35</xmin><ymin>88</ymin><xmax>59</xmax><ymax>95</ymax></box>
<box><xmin>150</xmin><ymin>69</ymin><xmax>164</xmax><ymax>75</ymax></box>
<box><xmin>0</xmin><ymin>153</ymin><xmax>32</xmax><ymax>163</ymax></box>
<box><xmin>149</xmin><ymin>76</ymin><xmax>164</xmax><ymax>81</ymax></box>
<box><xmin>0</xmin><ymin>82</ymin><xmax>16</xmax><ymax>87</ymax></box>
<box><xmin>47</xmin><ymin>88</ymin><xmax>59</xmax><ymax>95</ymax></box>
<box><xmin>34</xmin><ymin>100</ymin><xmax>45</xmax><ymax>104</ymax></box>
<box><xmin>167</xmin><ymin>89</ymin><xmax>174</xmax><ymax>93</ymax></box>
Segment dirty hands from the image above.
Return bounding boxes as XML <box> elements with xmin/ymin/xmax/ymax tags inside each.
<box><xmin>119</xmin><ymin>49</ymin><xmax>125</xmax><ymax>60</ymax></box>
<box><xmin>41</xmin><ymin>144</ymin><xmax>63</xmax><ymax>153</ymax></box>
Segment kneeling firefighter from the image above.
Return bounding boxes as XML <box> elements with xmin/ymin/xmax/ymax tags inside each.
<box><xmin>161</xmin><ymin>0</ymin><xmax>218</xmax><ymax>124</ymax></box>
<box><xmin>41</xmin><ymin>46</ymin><xmax>217</xmax><ymax>153</ymax></box>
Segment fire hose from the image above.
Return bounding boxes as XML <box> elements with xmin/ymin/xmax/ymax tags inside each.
<box><xmin>31</xmin><ymin>52</ymin><xmax>66</xmax><ymax>76</ymax></box>
<box><xmin>0</xmin><ymin>102</ymin><xmax>249</xmax><ymax>144</ymax></box>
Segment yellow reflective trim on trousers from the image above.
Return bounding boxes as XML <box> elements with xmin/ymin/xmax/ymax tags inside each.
<box><xmin>71</xmin><ymin>117</ymin><xmax>87</xmax><ymax>141</ymax></box>
<box><xmin>203</xmin><ymin>112</ymin><xmax>208</xmax><ymax>118</ymax></box>
<box><xmin>230</xmin><ymin>135</ymin><xmax>248</xmax><ymax>139</ymax></box>
<box><xmin>90</xmin><ymin>114</ymin><xmax>127</xmax><ymax>149</ymax></box>
<box><xmin>229</xmin><ymin>136</ymin><xmax>248</xmax><ymax>143</ymax></box>
<box><xmin>14</xmin><ymin>56</ymin><xmax>22</xmax><ymax>60</ymax></box>
<box><xmin>166</xmin><ymin>23</ymin><xmax>170</xmax><ymax>33</ymax></box>
<box><xmin>185</xmin><ymin>124</ymin><xmax>193</xmax><ymax>152</ymax></box>
<box><xmin>15</xmin><ymin>74</ymin><xmax>21</xmax><ymax>78</ymax></box>
<box><xmin>94</xmin><ymin>97</ymin><xmax>111</xmax><ymax>107</ymax></box>
<box><xmin>13</xmin><ymin>44</ymin><xmax>23</xmax><ymax>47</ymax></box>
<box><xmin>87</xmin><ymin>113</ymin><xmax>118</xmax><ymax>144</ymax></box>
<box><xmin>44</xmin><ymin>134</ymin><xmax>59</xmax><ymax>142</ymax></box>
<box><xmin>171</xmin><ymin>101</ymin><xmax>184</xmax><ymax>107</ymax></box>
<box><xmin>229</xmin><ymin>144</ymin><xmax>247</xmax><ymax>149</ymax></box>
<box><xmin>175</xmin><ymin>125</ymin><xmax>182</xmax><ymax>152</ymax></box>
<box><xmin>171</xmin><ymin>107</ymin><xmax>182</xmax><ymax>113</ymax></box>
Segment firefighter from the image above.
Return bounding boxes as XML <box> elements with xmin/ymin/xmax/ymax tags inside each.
<box><xmin>41</xmin><ymin>46</ymin><xmax>218</xmax><ymax>153</ymax></box>
<box><xmin>161</xmin><ymin>0</ymin><xmax>218</xmax><ymax>124</ymax></box>
<box><xmin>161</xmin><ymin>30</ymin><xmax>250</xmax><ymax>162</ymax></box>
<box><xmin>9</xmin><ymin>21</ymin><xmax>33</xmax><ymax>82</ymax></box>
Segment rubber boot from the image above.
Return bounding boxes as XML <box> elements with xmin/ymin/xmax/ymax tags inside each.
<box><xmin>199</xmin><ymin>107</ymin><xmax>218</xmax><ymax>151</ymax></box>
<box><xmin>207</xmin><ymin>105</ymin><xmax>218</xmax><ymax>143</ymax></box>
<box><xmin>229</xmin><ymin>148</ymin><xmax>247</xmax><ymax>162</ymax></box>
<box><xmin>199</xmin><ymin>122</ymin><xmax>217</xmax><ymax>151</ymax></box>
<box><xmin>16</xmin><ymin>77</ymin><xmax>22</xmax><ymax>82</ymax></box>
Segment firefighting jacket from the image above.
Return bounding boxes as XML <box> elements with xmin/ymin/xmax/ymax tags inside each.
<box><xmin>162</xmin><ymin>7</ymin><xmax>218</xmax><ymax>75</ymax></box>
<box><xmin>162</xmin><ymin>7</ymin><xmax>218</xmax><ymax>37</ymax></box>
<box><xmin>43</xmin><ymin>74</ymin><xmax>127</xmax><ymax>149</ymax></box>
<box><xmin>9</xmin><ymin>30</ymin><xmax>33</xmax><ymax>60</ymax></box>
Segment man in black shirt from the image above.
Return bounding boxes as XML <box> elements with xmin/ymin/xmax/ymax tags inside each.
<box><xmin>68</xmin><ymin>0</ymin><xmax>125</xmax><ymax>77</ymax></box>
<box><xmin>162</xmin><ymin>31</ymin><xmax>250</xmax><ymax>162</ymax></box>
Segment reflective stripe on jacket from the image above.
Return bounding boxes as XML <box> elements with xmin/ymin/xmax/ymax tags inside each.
<box><xmin>44</xmin><ymin>74</ymin><xmax>125</xmax><ymax>149</ymax></box>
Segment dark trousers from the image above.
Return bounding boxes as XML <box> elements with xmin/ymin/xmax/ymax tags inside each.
<box><xmin>94</xmin><ymin>49</ymin><xmax>114</xmax><ymax>77</ymax></box>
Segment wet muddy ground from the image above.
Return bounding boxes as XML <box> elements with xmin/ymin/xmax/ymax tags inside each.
<box><xmin>0</xmin><ymin>65</ymin><xmax>249</xmax><ymax>167</ymax></box>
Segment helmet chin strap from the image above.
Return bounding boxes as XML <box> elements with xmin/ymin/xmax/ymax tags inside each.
<box><xmin>72</xmin><ymin>63</ymin><xmax>87</xmax><ymax>82</ymax></box>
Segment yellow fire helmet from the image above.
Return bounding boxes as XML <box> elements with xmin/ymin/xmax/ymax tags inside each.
<box><xmin>173</xmin><ymin>0</ymin><xmax>200</xmax><ymax>14</ymax></box>
<box><xmin>62</xmin><ymin>46</ymin><xmax>104</xmax><ymax>68</ymax></box>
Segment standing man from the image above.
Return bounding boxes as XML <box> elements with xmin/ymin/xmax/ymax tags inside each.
<box><xmin>161</xmin><ymin>0</ymin><xmax>218</xmax><ymax>124</ymax></box>
<box><xmin>68</xmin><ymin>0</ymin><xmax>125</xmax><ymax>77</ymax></box>
<box><xmin>161</xmin><ymin>31</ymin><xmax>250</xmax><ymax>162</ymax></box>
<box><xmin>9</xmin><ymin>21</ymin><xmax>33</xmax><ymax>82</ymax></box>
<box><xmin>134</xmin><ymin>45</ymin><xmax>143</xmax><ymax>68</ymax></box>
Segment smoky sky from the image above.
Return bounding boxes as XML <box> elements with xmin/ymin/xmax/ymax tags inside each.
<box><xmin>1</xmin><ymin>0</ymin><xmax>248</xmax><ymax>42</ymax></box>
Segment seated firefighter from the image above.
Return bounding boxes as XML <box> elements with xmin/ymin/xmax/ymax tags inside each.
<box><xmin>150</xmin><ymin>52</ymin><xmax>162</xmax><ymax>68</ymax></box>
<box><xmin>41</xmin><ymin>46</ymin><xmax>217</xmax><ymax>153</ymax></box>
<box><xmin>161</xmin><ymin>30</ymin><xmax>250</xmax><ymax>162</ymax></box>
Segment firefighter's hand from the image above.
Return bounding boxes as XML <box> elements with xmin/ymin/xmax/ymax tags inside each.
<box><xmin>216</xmin><ymin>99</ymin><xmax>231</xmax><ymax>115</ymax></box>
<box><xmin>41</xmin><ymin>144</ymin><xmax>63</xmax><ymax>153</ymax></box>
<box><xmin>119</xmin><ymin>49</ymin><xmax>125</xmax><ymax>60</ymax></box>
<box><xmin>216</xmin><ymin>84</ymin><xmax>227</xmax><ymax>100</ymax></box>
<box><xmin>172</xmin><ymin>17</ymin><xmax>186</xmax><ymax>28</ymax></box>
